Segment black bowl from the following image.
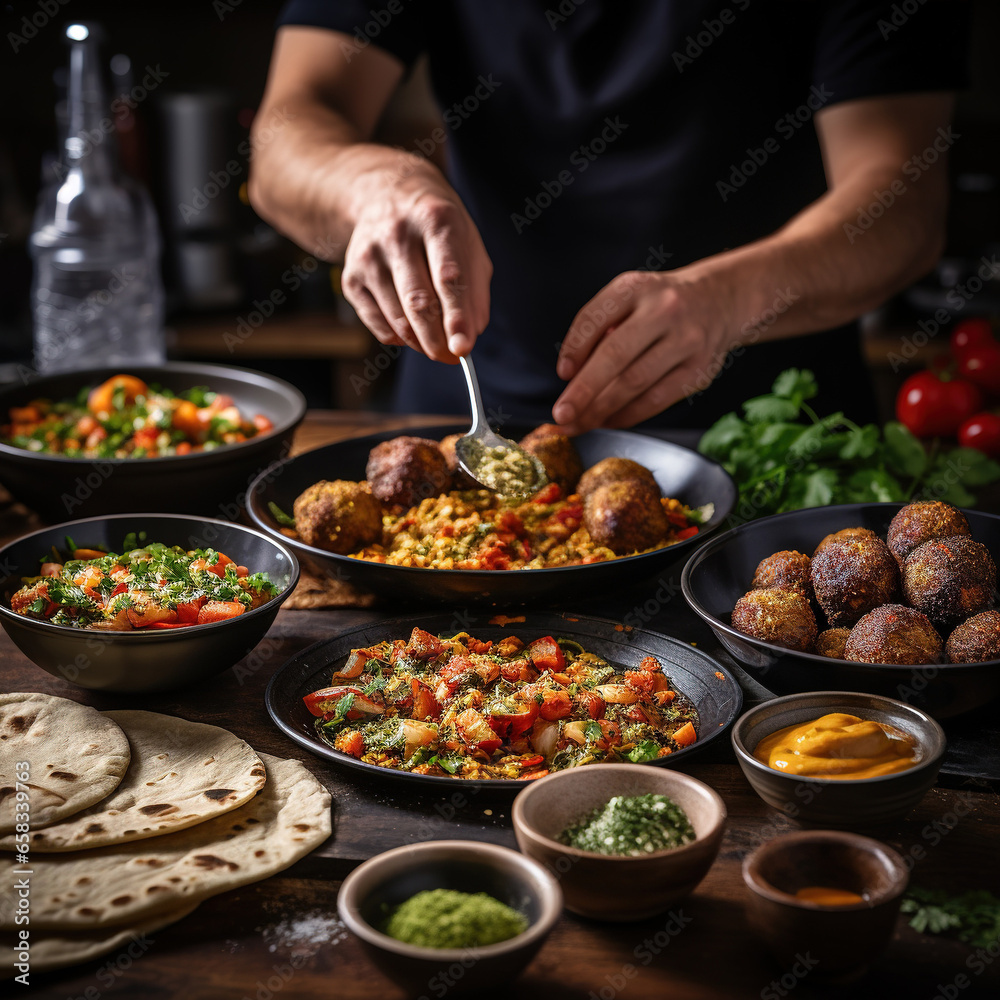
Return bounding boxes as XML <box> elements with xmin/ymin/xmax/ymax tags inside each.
<box><xmin>681</xmin><ymin>502</ymin><xmax>1000</xmax><ymax>718</ymax></box>
<box><xmin>0</xmin><ymin>514</ymin><xmax>300</xmax><ymax>692</ymax></box>
<box><xmin>0</xmin><ymin>363</ymin><xmax>306</xmax><ymax>520</ymax></box>
<box><xmin>247</xmin><ymin>424</ymin><xmax>736</xmax><ymax>606</ymax></box>
<box><xmin>265</xmin><ymin>611</ymin><xmax>743</xmax><ymax>788</ymax></box>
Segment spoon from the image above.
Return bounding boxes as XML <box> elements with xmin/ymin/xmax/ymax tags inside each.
<box><xmin>454</xmin><ymin>355</ymin><xmax>548</xmax><ymax>498</ymax></box>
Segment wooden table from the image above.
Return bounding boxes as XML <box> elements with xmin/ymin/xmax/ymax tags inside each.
<box><xmin>2</xmin><ymin>412</ymin><xmax>999</xmax><ymax>999</ymax></box>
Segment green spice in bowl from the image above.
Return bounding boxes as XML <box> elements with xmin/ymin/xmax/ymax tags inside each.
<box><xmin>383</xmin><ymin>888</ymin><xmax>528</xmax><ymax>948</ymax></box>
<box><xmin>337</xmin><ymin>841</ymin><xmax>562</xmax><ymax>995</ymax></box>
<box><xmin>560</xmin><ymin>793</ymin><xmax>696</xmax><ymax>857</ymax></box>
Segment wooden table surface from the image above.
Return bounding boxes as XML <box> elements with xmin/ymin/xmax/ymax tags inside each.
<box><xmin>2</xmin><ymin>411</ymin><xmax>999</xmax><ymax>1000</ymax></box>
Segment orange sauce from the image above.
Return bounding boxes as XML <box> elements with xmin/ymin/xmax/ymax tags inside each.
<box><xmin>753</xmin><ymin>712</ymin><xmax>919</xmax><ymax>779</ymax></box>
<box><xmin>794</xmin><ymin>886</ymin><xmax>866</xmax><ymax>906</ymax></box>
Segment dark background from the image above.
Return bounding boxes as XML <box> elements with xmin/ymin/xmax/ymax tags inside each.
<box><xmin>1</xmin><ymin>0</ymin><xmax>999</xmax><ymax>415</ymax></box>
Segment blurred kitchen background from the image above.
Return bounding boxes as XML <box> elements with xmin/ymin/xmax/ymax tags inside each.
<box><xmin>0</xmin><ymin>0</ymin><xmax>998</xmax><ymax>417</ymax></box>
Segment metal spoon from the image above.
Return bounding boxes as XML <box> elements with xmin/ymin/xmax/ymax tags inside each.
<box><xmin>454</xmin><ymin>355</ymin><xmax>548</xmax><ymax>498</ymax></box>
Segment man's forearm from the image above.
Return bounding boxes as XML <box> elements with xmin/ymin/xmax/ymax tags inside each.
<box><xmin>697</xmin><ymin>162</ymin><xmax>946</xmax><ymax>351</ymax></box>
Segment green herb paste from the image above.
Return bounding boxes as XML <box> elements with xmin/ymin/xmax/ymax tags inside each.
<box><xmin>383</xmin><ymin>888</ymin><xmax>528</xmax><ymax>949</ymax></box>
<box><xmin>560</xmin><ymin>793</ymin><xmax>695</xmax><ymax>857</ymax></box>
<box><xmin>465</xmin><ymin>441</ymin><xmax>544</xmax><ymax>496</ymax></box>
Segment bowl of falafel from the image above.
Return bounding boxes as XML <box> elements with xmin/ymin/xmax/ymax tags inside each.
<box><xmin>680</xmin><ymin>501</ymin><xmax>1000</xmax><ymax>718</ymax></box>
<box><xmin>246</xmin><ymin>423</ymin><xmax>735</xmax><ymax>606</ymax></box>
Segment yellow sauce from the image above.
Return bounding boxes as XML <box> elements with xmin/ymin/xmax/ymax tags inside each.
<box><xmin>753</xmin><ymin>712</ymin><xmax>919</xmax><ymax>779</ymax></box>
<box><xmin>794</xmin><ymin>886</ymin><xmax>866</xmax><ymax>906</ymax></box>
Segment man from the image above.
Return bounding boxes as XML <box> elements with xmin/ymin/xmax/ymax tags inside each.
<box><xmin>249</xmin><ymin>1</ymin><xmax>968</xmax><ymax>431</ymax></box>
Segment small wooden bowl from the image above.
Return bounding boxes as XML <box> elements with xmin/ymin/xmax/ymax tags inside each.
<box><xmin>742</xmin><ymin>830</ymin><xmax>909</xmax><ymax>981</ymax></box>
<box><xmin>512</xmin><ymin>764</ymin><xmax>726</xmax><ymax>921</ymax></box>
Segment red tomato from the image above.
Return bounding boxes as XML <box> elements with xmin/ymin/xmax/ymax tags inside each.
<box><xmin>958</xmin><ymin>412</ymin><xmax>1000</xmax><ymax>458</ymax></box>
<box><xmin>895</xmin><ymin>371</ymin><xmax>983</xmax><ymax>437</ymax></box>
<box><xmin>527</xmin><ymin>636</ymin><xmax>566</xmax><ymax>672</ymax></box>
<box><xmin>959</xmin><ymin>345</ymin><xmax>1000</xmax><ymax>397</ymax></box>
<box><xmin>950</xmin><ymin>318</ymin><xmax>995</xmax><ymax>361</ymax></box>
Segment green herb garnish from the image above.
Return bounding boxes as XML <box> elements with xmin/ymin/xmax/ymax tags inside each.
<box><xmin>698</xmin><ymin>368</ymin><xmax>1000</xmax><ymax>520</ymax></box>
<box><xmin>267</xmin><ymin>501</ymin><xmax>296</xmax><ymax>527</ymax></box>
<box><xmin>902</xmin><ymin>888</ymin><xmax>1000</xmax><ymax>950</ymax></box>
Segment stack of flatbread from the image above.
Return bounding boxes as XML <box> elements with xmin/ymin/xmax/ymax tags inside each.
<box><xmin>0</xmin><ymin>693</ymin><xmax>331</xmax><ymax>976</ymax></box>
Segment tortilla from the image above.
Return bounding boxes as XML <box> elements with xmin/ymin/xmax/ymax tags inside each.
<box><xmin>0</xmin><ymin>754</ymin><xmax>331</xmax><ymax>930</ymax></box>
<box><xmin>0</xmin><ymin>693</ymin><xmax>130</xmax><ymax>835</ymax></box>
<box><xmin>0</xmin><ymin>711</ymin><xmax>267</xmax><ymax>853</ymax></box>
<box><xmin>1</xmin><ymin>903</ymin><xmax>197</xmax><ymax>978</ymax></box>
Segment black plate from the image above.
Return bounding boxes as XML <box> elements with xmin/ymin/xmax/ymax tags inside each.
<box><xmin>0</xmin><ymin>362</ymin><xmax>306</xmax><ymax>520</ymax></box>
<box><xmin>264</xmin><ymin>611</ymin><xmax>743</xmax><ymax>789</ymax></box>
<box><xmin>682</xmin><ymin>502</ymin><xmax>1000</xmax><ymax>718</ymax></box>
<box><xmin>247</xmin><ymin>424</ymin><xmax>736</xmax><ymax>606</ymax></box>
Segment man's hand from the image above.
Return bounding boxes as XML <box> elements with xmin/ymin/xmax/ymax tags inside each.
<box><xmin>551</xmin><ymin>92</ymin><xmax>954</xmax><ymax>434</ymax></box>
<box><xmin>249</xmin><ymin>26</ymin><xmax>492</xmax><ymax>362</ymax></box>
<box><xmin>552</xmin><ymin>268</ymin><xmax>737</xmax><ymax>435</ymax></box>
<box><xmin>342</xmin><ymin>157</ymin><xmax>492</xmax><ymax>362</ymax></box>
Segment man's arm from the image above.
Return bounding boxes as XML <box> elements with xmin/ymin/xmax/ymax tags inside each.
<box><xmin>248</xmin><ymin>26</ymin><xmax>492</xmax><ymax>362</ymax></box>
<box><xmin>553</xmin><ymin>93</ymin><xmax>954</xmax><ymax>433</ymax></box>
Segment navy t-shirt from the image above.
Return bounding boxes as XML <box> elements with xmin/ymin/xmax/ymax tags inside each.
<box><xmin>277</xmin><ymin>0</ymin><xmax>969</xmax><ymax>427</ymax></box>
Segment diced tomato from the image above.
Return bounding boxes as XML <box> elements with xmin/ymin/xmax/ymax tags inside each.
<box><xmin>87</xmin><ymin>375</ymin><xmax>149</xmax><ymax>415</ymax></box>
<box><xmin>672</xmin><ymin>722</ymin><xmax>697</xmax><ymax>747</ymax></box>
<box><xmin>575</xmin><ymin>690</ymin><xmax>606</xmax><ymax>720</ymax></box>
<box><xmin>499</xmin><ymin>658</ymin><xmax>537</xmax><ymax>684</ymax></box>
<box><xmin>175</xmin><ymin>598</ymin><xmax>206</xmax><ymax>623</ymax></box>
<box><xmin>411</xmin><ymin>679</ymin><xmax>442</xmax><ymax>721</ymax></box>
<box><xmin>147</xmin><ymin>621</ymin><xmax>188</xmax><ymax>629</ymax></box>
<box><xmin>487</xmin><ymin>701</ymin><xmax>538</xmax><ymax>740</ymax></box>
<box><xmin>10</xmin><ymin>405</ymin><xmax>41</xmax><ymax>423</ymax></box>
<box><xmin>480</xmin><ymin>547</ymin><xmax>511</xmax><ymax>571</ymax></box>
<box><xmin>664</xmin><ymin>507</ymin><xmax>691</xmax><ymax>529</ymax></box>
<box><xmin>527</xmin><ymin>636</ymin><xmax>566</xmax><ymax>672</ymax></box>
<box><xmin>624</xmin><ymin>670</ymin><xmax>654</xmax><ymax>694</ymax></box>
<box><xmin>252</xmin><ymin>414</ymin><xmax>274</xmax><ymax>433</ymax></box>
<box><xmin>110</xmin><ymin>582</ymin><xmax>128</xmax><ymax>598</ymax></box>
<box><xmin>175</xmin><ymin>442</ymin><xmax>193</xmax><ymax>456</ymax></box>
<box><xmin>532</xmin><ymin>482</ymin><xmax>562</xmax><ymax>504</ymax></box>
<box><xmin>537</xmin><ymin>689</ymin><xmax>572</xmax><ymax>721</ymax></box>
<box><xmin>675</xmin><ymin>525</ymin><xmax>699</xmax><ymax>541</ymax></box>
<box><xmin>191</xmin><ymin>552</ymin><xmax>234</xmax><ymax>578</ymax></box>
<box><xmin>132</xmin><ymin>427</ymin><xmax>160</xmax><ymax>452</ymax></box>
<box><xmin>405</xmin><ymin>627</ymin><xmax>447</xmax><ymax>660</ymax></box>
<box><xmin>234</xmin><ymin>565</ymin><xmax>249</xmax><ymax>578</ymax></box>
<box><xmin>337</xmin><ymin>730</ymin><xmax>365</xmax><ymax>758</ymax></box>
<box><xmin>40</xmin><ymin>562</ymin><xmax>63</xmax><ymax>577</ymax></box>
<box><xmin>496</xmin><ymin>510</ymin><xmax>524</xmax><ymax>534</ymax></box>
<box><xmin>196</xmin><ymin>600</ymin><xmax>245</xmax><ymax>624</ymax></box>
<box><xmin>466</xmin><ymin>637</ymin><xmax>493</xmax><ymax>654</ymax></box>
<box><xmin>655</xmin><ymin>690</ymin><xmax>676</xmax><ymax>706</ymax></box>
<box><xmin>303</xmin><ymin>687</ymin><xmax>355</xmax><ymax>717</ymax></box>
<box><xmin>521</xmin><ymin>769</ymin><xmax>549</xmax><ymax>780</ymax></box>
<box><xmin>454</xmin><ymin>708</ymin><xmax>502</xmax><ymax>755</ymax></box>
<box><xmin>554</xmin><ymin>503</ymin><xmax>583</xmax><ymax>524</ymax></box>
<box><xmin>43</xmin><ymin>601</ymin><xmax>59</xmax><ymax>618</ymax></box>
<box><xmin>517</xmin><ymin>754</ymin><xmax>545</xmax><ymax>768</ymax></box>
<box><xmin>638</xmin><ymin>656</ymin><xmax>662</xmax><ymax>673</ymax></box>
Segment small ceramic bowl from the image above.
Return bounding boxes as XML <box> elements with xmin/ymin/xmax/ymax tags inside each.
<box><xmin>743</xmin><ymin>830</ymin><xmax>909</xmax><ymax>981</ymax></box>
<box><xmin>337</xmin><ymin>840</ymin><xmax>562</xmax><ymax>996</ymax></box>
<box><xmin>732</xmin><ymin>691</ymin><xmax>945</xmax><ymax>828</ymax></box>
<box><xmin>511</xmin><ymin>763</ymin><xmax>726</xmax><ymax>921</ymax></box>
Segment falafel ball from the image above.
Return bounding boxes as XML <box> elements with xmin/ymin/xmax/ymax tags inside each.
<box><xmin>583</xmin><ymin>479</ymin><xmax>668</xmax><ymax>555</ymax></box>
<box><xmin>815</xmin><ymin>627</ymin><xmax>852</xmax><ymax>659</ymax></box>
<box><xmin>843</xmin><ymin>604</ymin><xmax>942</xmax><ymax>665</ymax></box>
<box><xmin>293</xmin><ymin>480</ymin><xmax>383</xmax><ymax>554</ymax></box>
<box><xmin>577</xmin><ymin>457</ymin><xmax>659</xmax><ymax>499</ymax></box>
<box><xmin>887</xmin><ymin>501</ymin><xmax>971</xmax><ymax>569</ymax></box>
<box><xmin>438</xmin><ymin>433</ymin><xmax>478</xmax><ymax>489</ymax></box>
<box><xmin>366</xmin><ymin>436</ymin><xmax>452</xmax><ymax>508</ymax></box>
<box><xmin>813</xmin><ymin>527</ymin><xmax>880</xmax><ymax>557</ymax></box>
<box><xmin>810</xmin><ymin>534</ymin><xmax>899</xmax><ymax>627</ymax></box>
<box><xmin>903</xmin><ymin>534</ymin><xmax>997</xmax><ymax>626</ymax></box>
<box><xmin>751</xmin><ymin>550</ymin><xmax>813</xmax><ymax>600</ymax></box>
<box><xmin>731</xmin><ymin>588</ymin><xmax>817</xmax><ymax>652</ymax></box>
<box><xmin>519</xmin><ymin>424</ymin><xmax>583</xmax><ymax>494</ymax></box>
<box><xmin>946</xmin><ymin>610</ymin><xmax>1000</xmax><ymax>664</ymax></box>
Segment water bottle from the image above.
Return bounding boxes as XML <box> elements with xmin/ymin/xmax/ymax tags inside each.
<box><xmin>30</xmin><ymin>22</ymin><xmax>165</xmax><ymax>374</ymax></box>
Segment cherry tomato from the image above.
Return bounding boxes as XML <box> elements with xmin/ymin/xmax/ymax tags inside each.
<box><xmin>958</xmin><ymin>412</ymin><xmax>1000</xmax><ymax>458</ymax></box>
<box><xmin>895</xmin><ymin>371</ymin><xmax>983</xmax><ymax>437</ymax></box>
<box><xmin>958</xmin><ymin>344</ymin><xmax>1000</xmax><ymax>396</ymax></box>
<box><xmin>950</xmin><ymin>318</ymin><xmax>995</xmax><ymax>361</ymax></box>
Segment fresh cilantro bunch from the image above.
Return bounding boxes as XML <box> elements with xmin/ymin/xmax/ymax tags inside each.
<box><xmin>698</xmin><ymin>369</ymin><xmax>1000</xmax><ymax>518</ymax></box>
<box><xmin>902</xmin><ymin>888</ymin><xmax>1000</xmax><ymax>950</ymax></box>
